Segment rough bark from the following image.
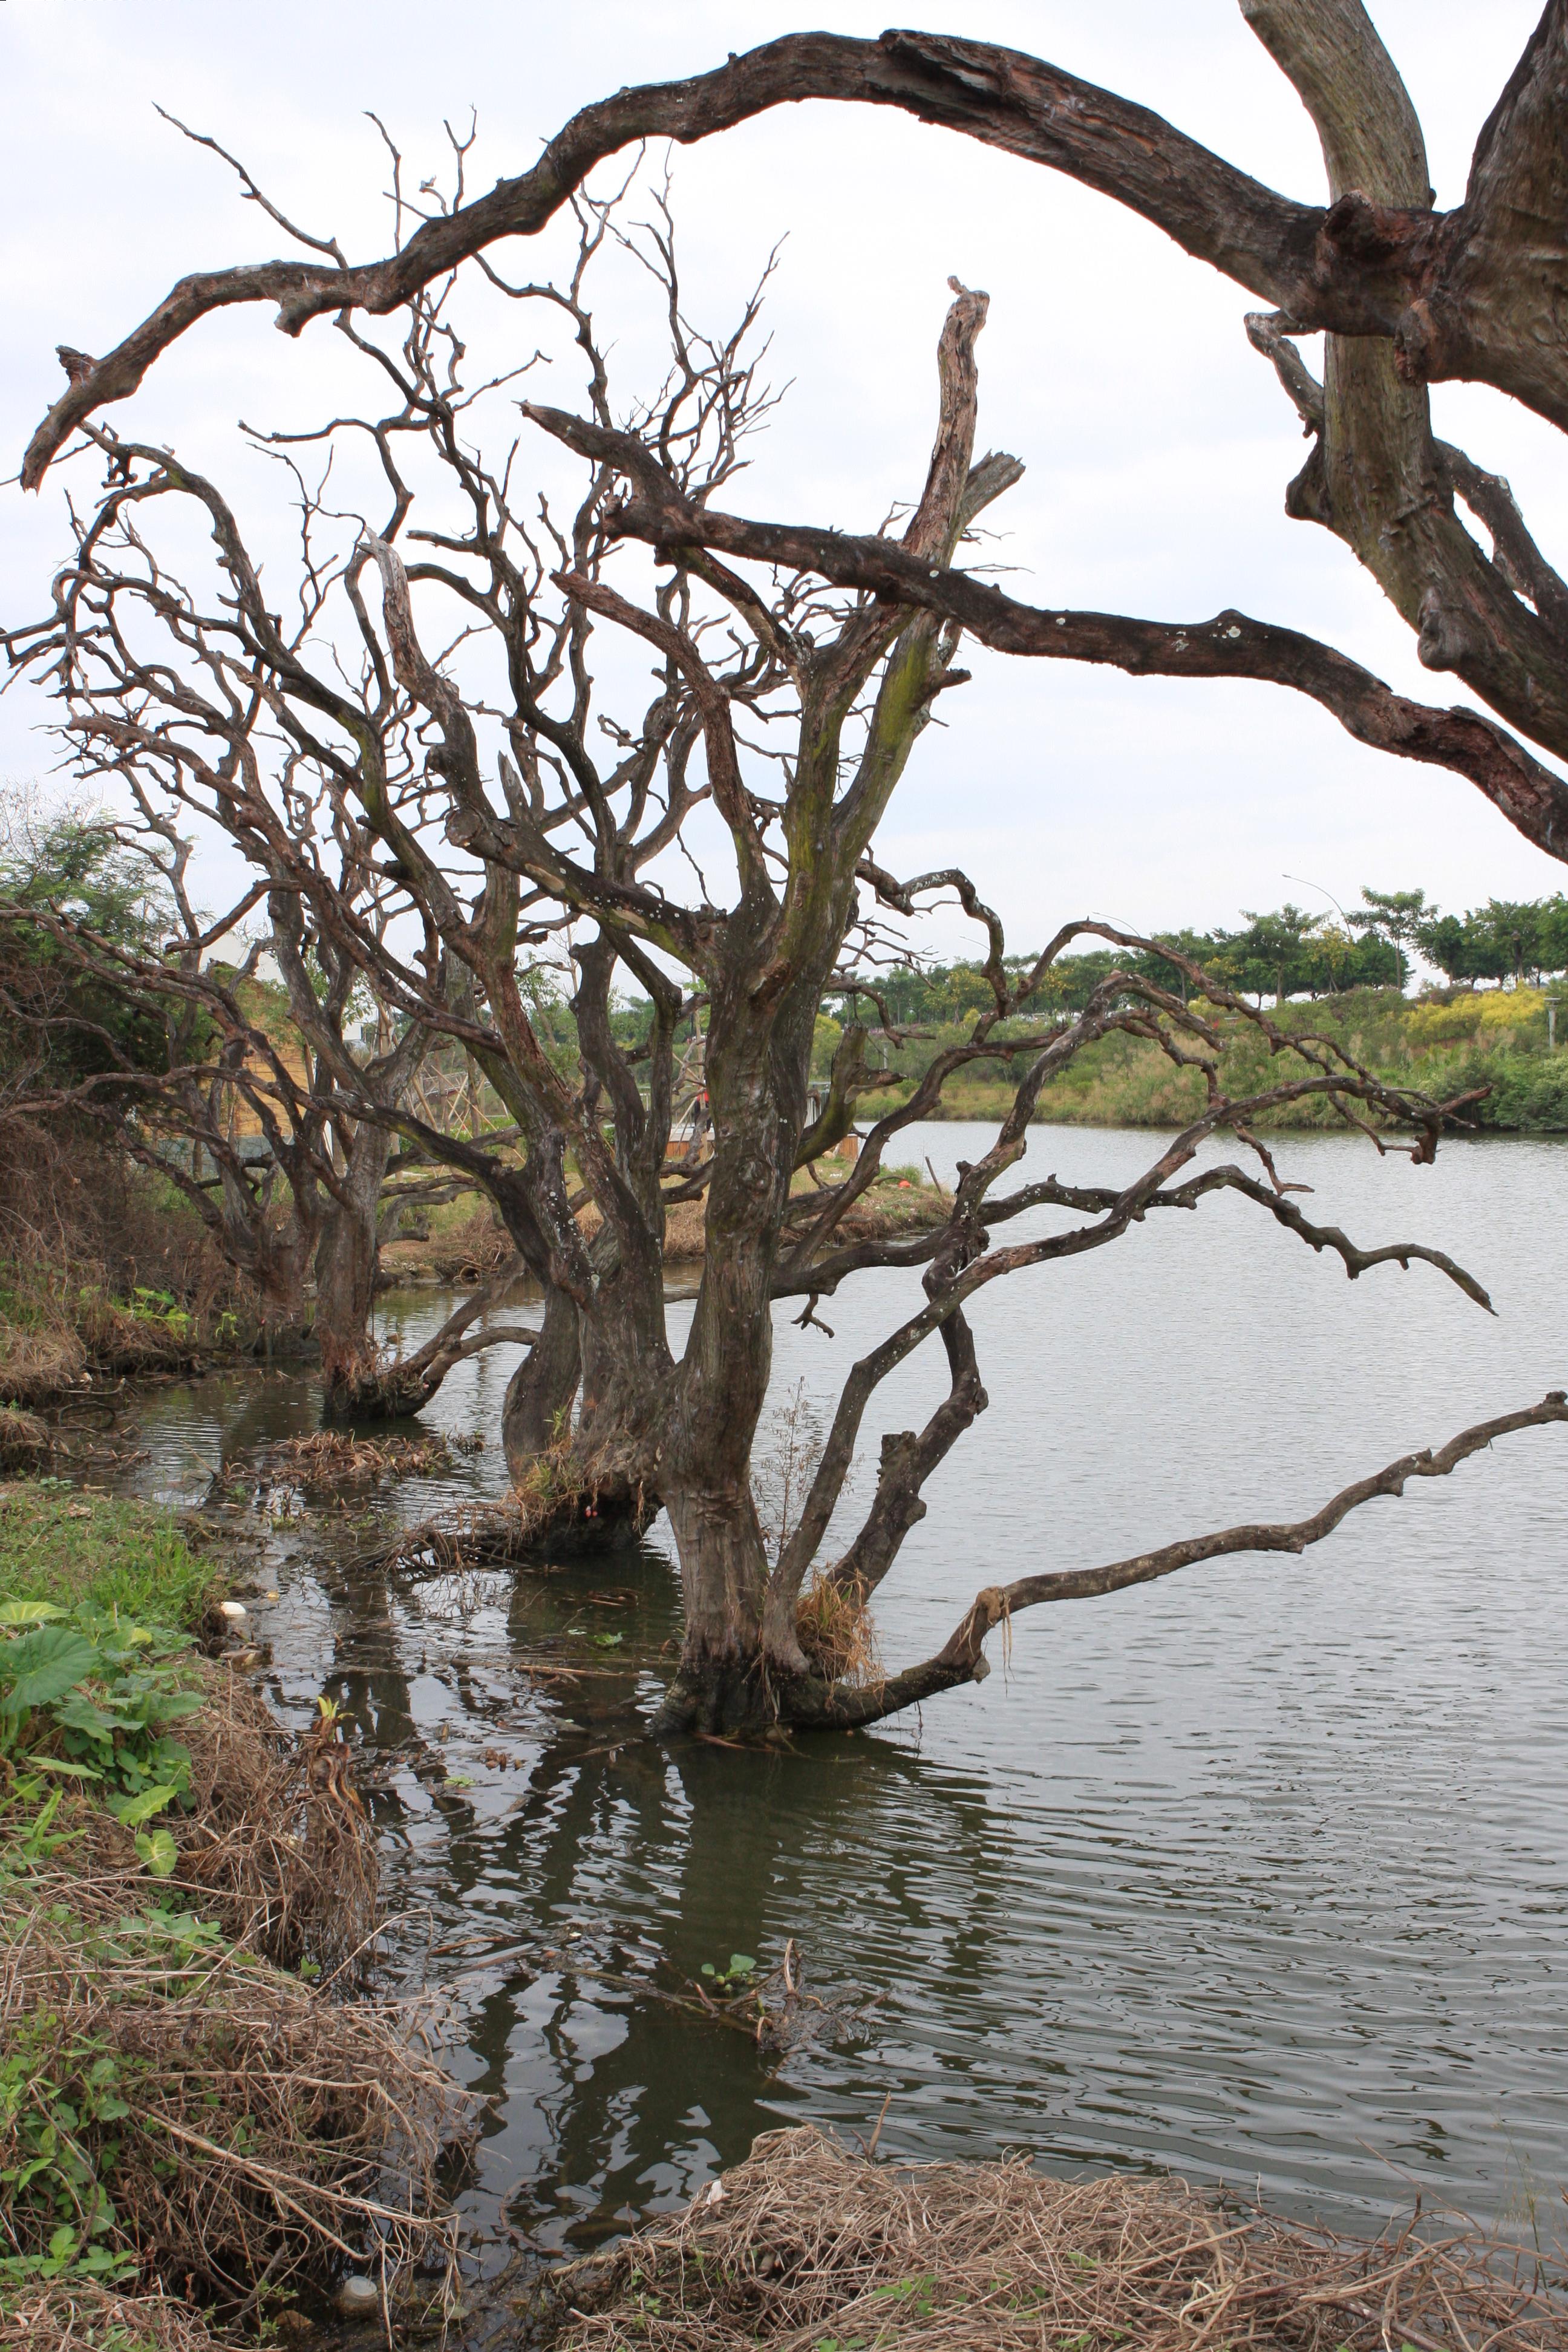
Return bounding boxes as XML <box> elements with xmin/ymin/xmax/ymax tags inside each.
<box><xmin>313</xmin><ymin>1126</ymin><xmax>393</xmax><ymax>1417</ymax></box>
<box><xmin>501</xmin><ymin>1283</ymin><xmax>580</xmax><ymax>1478</ymax></box>
<box><xmin>1241</xmin><ymin>2</ymin><xmax>1568</xmax><ymax>795</ymax></box>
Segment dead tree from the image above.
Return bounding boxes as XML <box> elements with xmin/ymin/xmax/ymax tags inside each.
<box><xmin>18</xmin><ymin>8</ymin><xmax>1568</xmax><ymax>857</ymax></box>
<box><xmin>6</xmin><ymin>148</ymin><xmax>1564</xmax><ymax>1736</ymax></box>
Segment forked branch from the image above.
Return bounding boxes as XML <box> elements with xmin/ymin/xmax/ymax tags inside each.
<box><xmin>803</xmin><ymin>1392</ymin><xmax>1568</xmax><ymax>1726</ymax></box>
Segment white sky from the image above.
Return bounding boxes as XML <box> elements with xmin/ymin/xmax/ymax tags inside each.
<box><xmin>2</xmin><ymin>0</ymin><xmax>1564</xmax><ymax>959</ymax></box>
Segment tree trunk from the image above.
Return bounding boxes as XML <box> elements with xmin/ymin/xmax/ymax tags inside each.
<box><xmin>501</xmin><ymin>1282</ymin><xmax>581</xmax><ymax>1475</ymax></box>
<box><xmin>315</xmin><ymin>1140</ymin><xmax>393</xmax><ymax>1419</ymax></box>
<box><xmin>653</xmin><ymin>1488</ymin><xmax>774</xmax><ymax>1737</ymax></box>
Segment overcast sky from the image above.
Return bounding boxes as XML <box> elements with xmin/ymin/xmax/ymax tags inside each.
<box><xmin>2</xmin><ymin>0</ymin><xmax>1563</xmax><ymax>958</ymax></box>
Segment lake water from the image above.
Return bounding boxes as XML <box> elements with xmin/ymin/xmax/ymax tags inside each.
<box><xmin>111</xmin><ymin>1124</ymin><xmax>1568</xmax><ymax>2261</ymax></box>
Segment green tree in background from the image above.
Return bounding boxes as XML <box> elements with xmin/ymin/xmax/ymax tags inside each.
<box><xmin>1348</xmin><ymin>888</ymin><xmax>1430</xmax><ymax>992</ymax></box>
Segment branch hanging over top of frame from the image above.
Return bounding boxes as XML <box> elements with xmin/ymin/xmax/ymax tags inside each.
<box><xmin>22</xmin><ymin>11</ymin><xmax>1568</xmax><ymax>485</ymax></box>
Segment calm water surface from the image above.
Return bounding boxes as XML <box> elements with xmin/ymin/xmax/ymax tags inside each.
<box><xmin>111</xmin><ymin>1125</ymin><xmax>1568</xmax><ymax>2255</ymax></box>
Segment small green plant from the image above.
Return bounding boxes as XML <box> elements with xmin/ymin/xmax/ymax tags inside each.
<box><xmin>699</xmin><ymin>1953</ymin><xmax>756</xmax><ymax>1991</ymax></box>
<box><xmin>0</xmin><ymin>2014</ymin><xmax>137</xmax><ymax>2287</ymax></box>
<box><xmin>129</xmin><ymin>1287</ymin><xmax>192</xmax><ymax>1338</ymax></box>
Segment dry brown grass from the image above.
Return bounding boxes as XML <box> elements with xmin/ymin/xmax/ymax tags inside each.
<box><xmin>0</xmin><ymin>1405</ymin><xmax>50</xmax><ymax>1470</ymax></box>
<box><xmin>0</xmin><ymin>1321</ymin><xmax>88</xmax><ymax>1407</ymax></box>
<box><xmin>794</xmin><ymin>1572</ymin><xmax>880</xmax><ymax>1687</ymax></box>
<box><xmin>558</xmin><ymin>2126</ymin><xmax>1568</xmax><ymax>2352</ymax></box>
<box><xmin>131</xmin><ymin>1668</ymin><xmax>380</xmax><ymax>1971</ymax></box>
<box><xmin>0</xmin><ymin>2279</ymin><xmax>229</xmax><ymax>2352</ymax></box>
<box><xmin>254</xmin><ymin>1427</ymin><xmax>482</xmax><ymax>1497</ymax></box>
<box><xmin>0</xmin><ymin>1681</ymin><xmax>465</xmax><ymax>2321</ymax></box>
<box><xmin>10</xmin><ymin>1668</ymin><xmax>379</xmax><ymax>1974</ymax></box>
<box><xmin>0</xmin><ymin>1273</ymin><xmax>204</xmax><ymax>1409</ymax></box>
<box><xmin>1</xmin><ymin>1858</ymin><xmax>460</xmax><ymax>2314</ymax></box>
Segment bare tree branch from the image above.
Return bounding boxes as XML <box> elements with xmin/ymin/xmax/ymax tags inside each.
<box><xmin>803</xmin><ymin>1391</ymin><xmax>1568</xmax><ymax>1726</ymax></box>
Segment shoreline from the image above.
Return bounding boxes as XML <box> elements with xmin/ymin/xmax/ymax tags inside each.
<box><xmin>4</xmin><ymin>1473</ymin><xmax>1566</xmax><ymax>2351</ymax></box>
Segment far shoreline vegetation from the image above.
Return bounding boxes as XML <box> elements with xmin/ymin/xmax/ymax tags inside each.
<box><xmin>829</xmin><ymin>886</ymin><xmax>1568</xmax><ymax>1135</ymax></box>
<box><xmin>5</xmin><ymin>826</ymin><xmax>1568</xmax><ymax>1435</ymax></box>
<box><xmin>846</xmin><ymin>982</ymin><xmax>1568</xmax><ymax>1134</ymax></box>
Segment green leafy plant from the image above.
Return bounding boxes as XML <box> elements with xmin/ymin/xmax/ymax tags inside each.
<box><xmin>129</xmin><ymin>1287</ymin><xmax>194</xmax><ymax>1339</ymax></box>
<box><xmin>0</xmin><ymin>2014</ymin><xmax>137</xmax><ymax>2287</ymax></box>
<box><xmin>699</xmin><ymin>1953</ymin><xmax>756</xmax><ymax>1991</ymax></box>
<box><xmin>0</xmin><ymin>1598</ymin><xmax>201</xmax><ymax>1818</ymax></box>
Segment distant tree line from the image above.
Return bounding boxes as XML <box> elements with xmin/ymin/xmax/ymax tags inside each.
<box><xmin>831</xmin><ymin>887</ymin><xmax>1568</xmax><ymax>1019</ymax></box>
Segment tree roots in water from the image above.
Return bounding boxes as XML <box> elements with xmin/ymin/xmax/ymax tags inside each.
<box><xmin>373</xmin><ymin>1444</ymin><xmax>648</xmax><ymax>1576</ymax></box>
<box><xmin>553</xmin><ymin>2125</ymin><xmax>1567</xmax><ymax>2352</ymax></box>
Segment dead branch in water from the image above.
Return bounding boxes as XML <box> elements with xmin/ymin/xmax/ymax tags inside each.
<box><xmin>805</xmin><ymin>1392</ymin><xmax>1568</xmax><ymax>1727</ymax></box>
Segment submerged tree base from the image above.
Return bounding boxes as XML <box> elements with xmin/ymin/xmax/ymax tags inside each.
<box><xmin>544</xmin><ymin>2124</ymin><xmax>1566</xmax><ymax>2352</ymax></box>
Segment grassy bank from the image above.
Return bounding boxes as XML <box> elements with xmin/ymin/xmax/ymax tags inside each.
<box><xmin>0</xmin><ymin>1485</ymin><xmax>462</xmax><ymax>2344</ymax></box>
<box><xmin>0</xmin><ymin>1255</ymin><xmax>223</xmax><ymax>1416</ymax></box>
<box><xmin>855</xmin><ymin>986</ymin><xmax>1568</xmax><ymax>1134</ymax></box>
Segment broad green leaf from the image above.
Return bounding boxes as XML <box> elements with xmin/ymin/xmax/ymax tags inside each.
<box><xmin>53</xmin><ymin>1693</ymin><xmax>138</xmax><ymax>1738</ymax></box>
<box><xmin>134</xmin><ymin>1828</ymin><xmax>178</xmax><ymax>1878</ymax></box>
<box><xmin>109</xmin><ymin>1783</ymin><xmax>179</xmax><ymax>1831</ymax></box>
<box><xmin>727</xmin><ymin>1954</ymin><xmax>755</xmax><ymax>1976</ymax></box>
<box><xmin>28</xmin><ymin>1757</ymin><xmax>102</xmax><ymax>1780</ymax></box>
<box><xmin>146</xmin><ymin>1690</ymin><xmax>204</xmax><ymax>1723</ymax></box>
<box><xmin>0</xmin><ymin>1601</ymin><xmax>67</xmax><ymax>1626</ymax></box>
<box><xmin>0</xmin><ymin>1627</ymin><xmax>97</xmax><ymax>1713</ymax></box>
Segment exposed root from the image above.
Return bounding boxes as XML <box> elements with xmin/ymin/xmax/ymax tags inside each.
<box><xmin>672</xmin><ymin>1940</ymin><xmax>879</xmax><ymax>2062</ymax></box>
<box><xmin>794</xmin><ymin>1569</ymin><xmax>880</xmax><ymax>1687</ymax></box>
<box><xmin>374</xmin><ymin>1441</ymin><xmax>638</xmax><ymax>1575</ymax></box>
<box><xmin>558</xmin><ymin>2125</ymin><xmax>1568</xmax><ymax>2352</ymax></box>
